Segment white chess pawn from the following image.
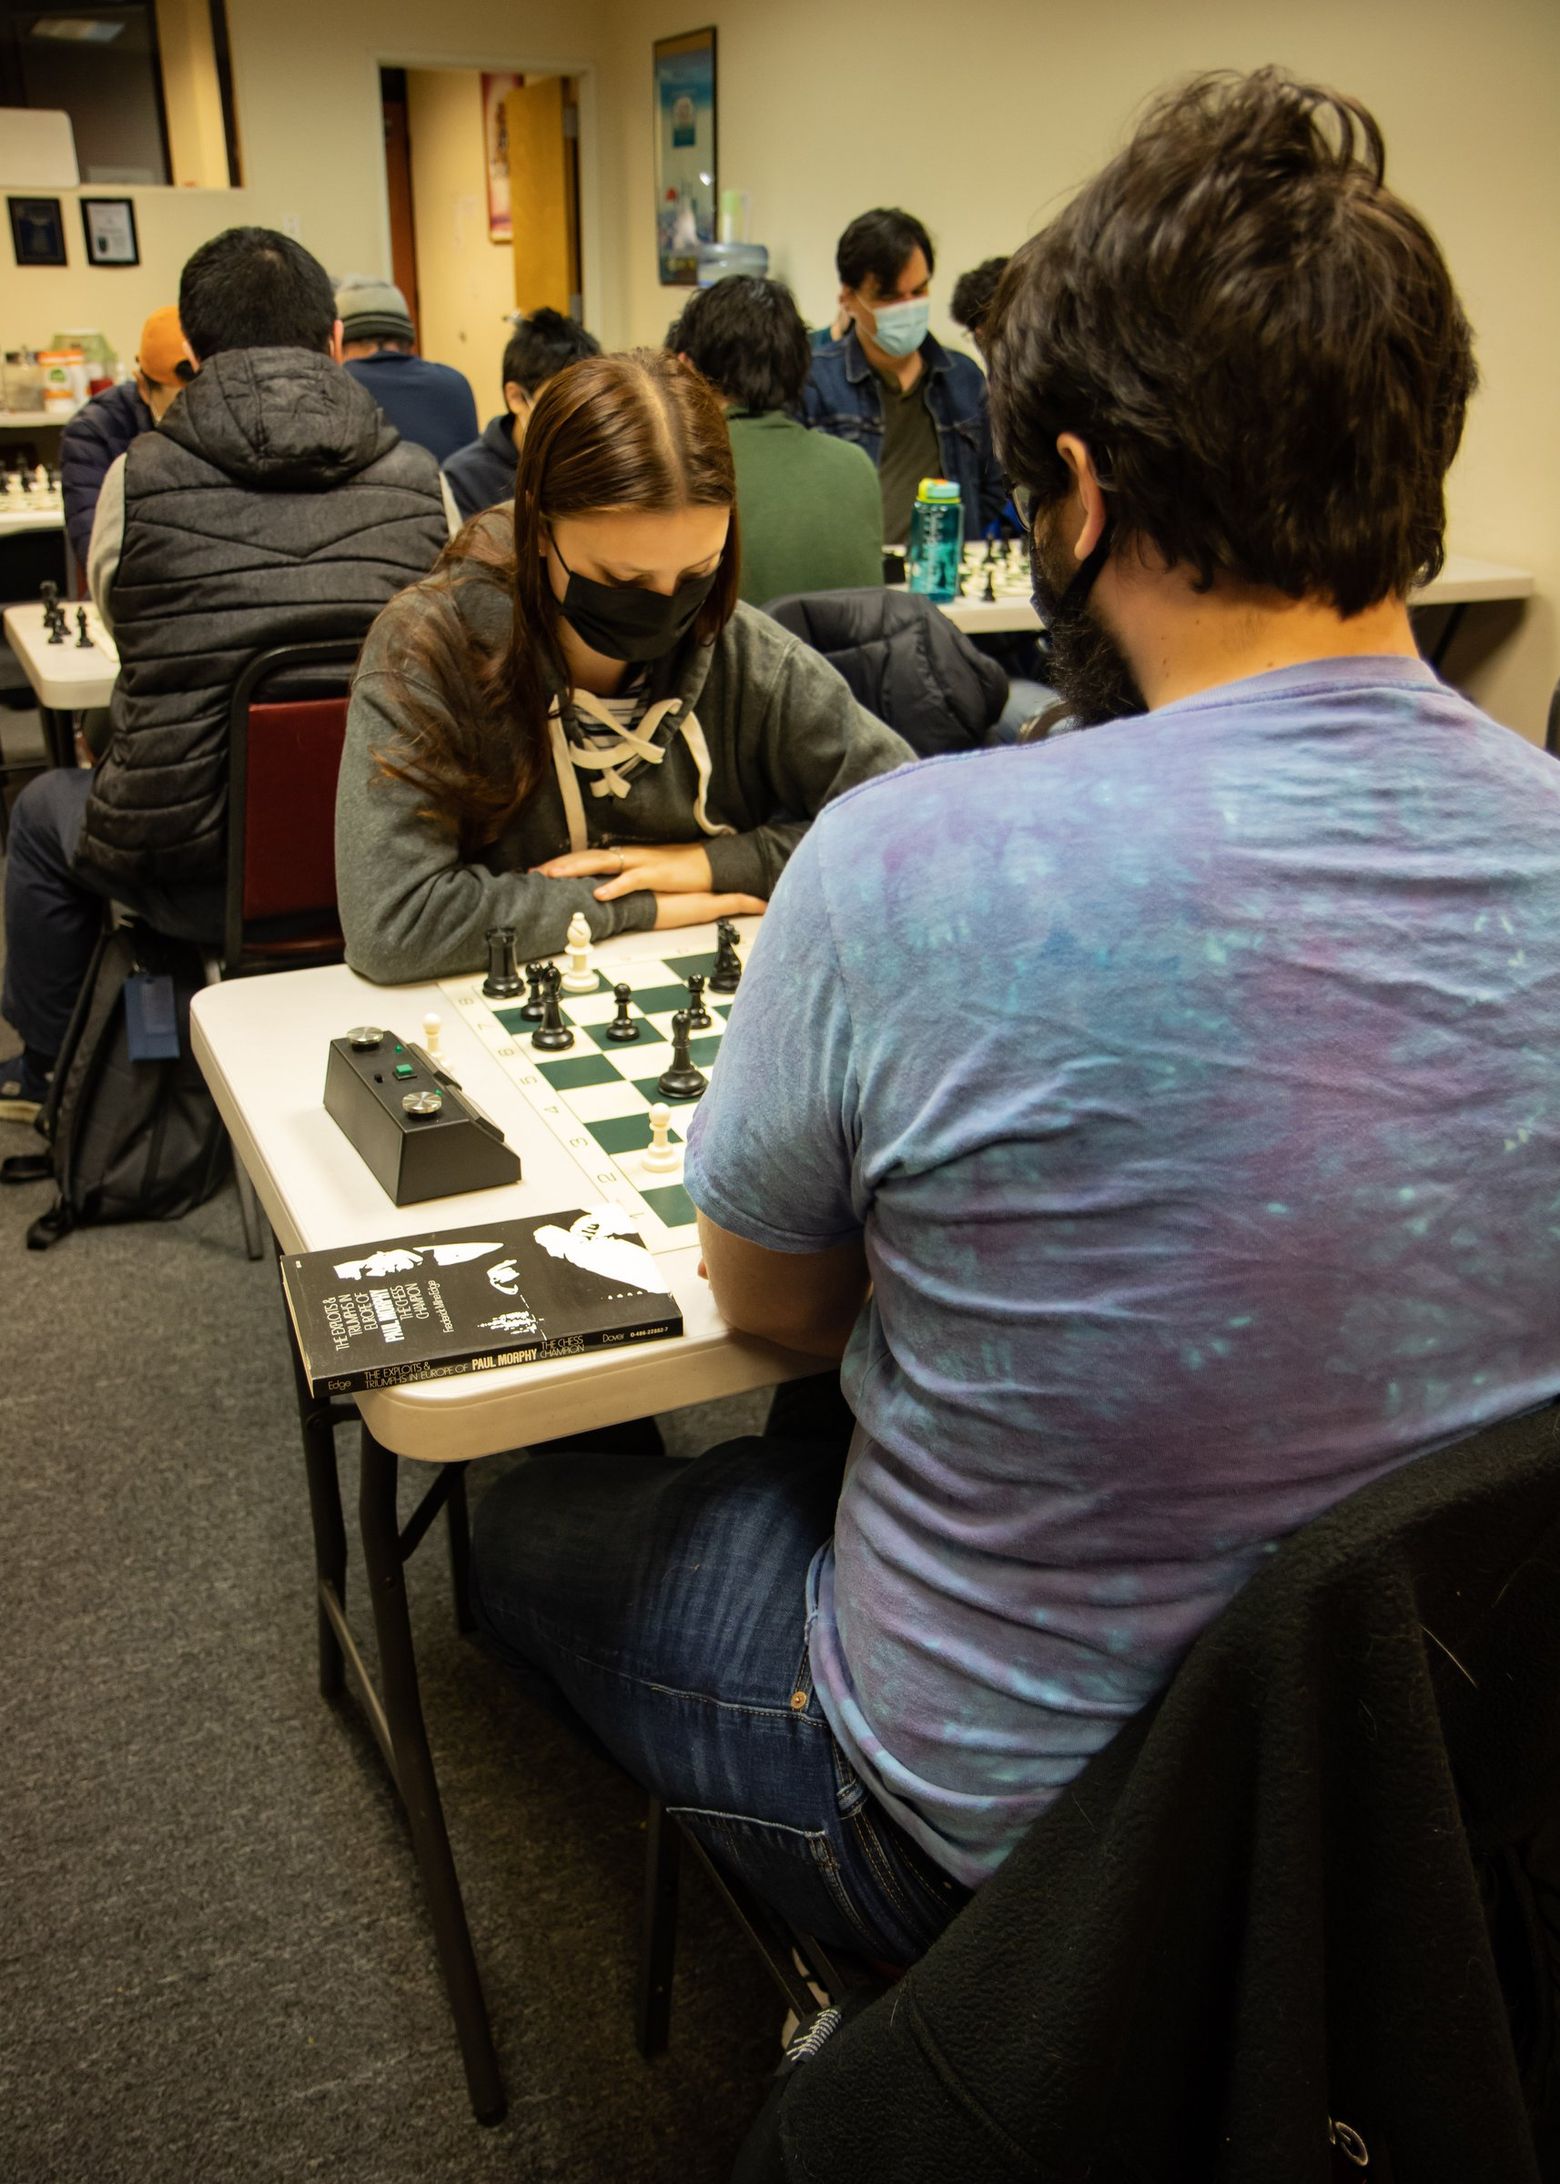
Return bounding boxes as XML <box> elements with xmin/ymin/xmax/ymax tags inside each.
<box><xmin>561</xmin><ymin>909</ymin><xmax>596</xmax><ymax>993</ymax></box>
<box><xmin>421</xmin><ymin>1010</ymin><xmax>442</xmax><ymax>1058</ymax></box>
<box><xmin>642</xmin><ymin>1102</ymin><xmax>680</xmax><ymax>1174</ymax></box>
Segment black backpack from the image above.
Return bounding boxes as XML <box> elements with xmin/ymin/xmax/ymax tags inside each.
<box><xmin>1</xmin><ymin>920</ymin><xmax>228</xmax><ymax>1249</ymax></box>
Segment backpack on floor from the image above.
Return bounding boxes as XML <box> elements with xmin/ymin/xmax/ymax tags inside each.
<box><xmin>0</xmin><ymin>920</ymin><xmax>228</xmax><ymax>1250</ymax></box>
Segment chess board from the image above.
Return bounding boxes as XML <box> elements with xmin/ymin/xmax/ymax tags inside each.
<box><xmin>958</xmin><ymin>542</ymin><xmax>1032</xmax><ymax>602</ymax></box>
<box><xmin>440</xmin><ymin>936</ymin><xmax>742</xmax><ymax>1252</ymax></box>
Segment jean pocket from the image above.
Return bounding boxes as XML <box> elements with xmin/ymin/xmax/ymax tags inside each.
<box><xmin>668</xmin><ymin>1803</ymin><xmax>882</xmax><ymax>1956</ymax></box>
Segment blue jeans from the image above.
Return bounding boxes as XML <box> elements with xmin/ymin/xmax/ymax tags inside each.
<box><xmin>470</xmin><ymin>1433</ymin><xmax>970</xmax><ymax>1965</ymax></box>
<box><xmin>1</xmin><ymin>768</ymin><xmax>223</xmax><ymax>1057</ymax></box>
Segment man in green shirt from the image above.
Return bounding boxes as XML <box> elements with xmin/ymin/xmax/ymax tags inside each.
<box><xmin>670</xmin><ymin>277</ymin><xmax>883</xmax><ymax>606</ymax></box>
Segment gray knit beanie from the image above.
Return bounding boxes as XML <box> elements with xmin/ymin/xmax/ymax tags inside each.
<box><xmin>334</xmin><ymin>276</ymin><xmax>415</xmax><ymax>345</ymax></box>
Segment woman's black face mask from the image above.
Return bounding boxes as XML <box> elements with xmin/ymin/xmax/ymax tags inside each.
<box><xmin>552</xmin><ymin>540</ymin><xmax>718</xmax><ymax>662</ymax></box>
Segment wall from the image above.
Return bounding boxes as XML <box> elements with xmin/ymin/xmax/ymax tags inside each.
<box><xmin>598</xmin><ymin>0</ymin><xmax>1560</xmax><ymax>740</ymax></box>
<box><xmin>0</xmin><ymin>0</ymin><xmax>611</xmax><ymax>376</ymax></box>
<box><xmin>405</xmin><ymin>68</ymin><xmax>519</xmax><ymax>417</ymax></box>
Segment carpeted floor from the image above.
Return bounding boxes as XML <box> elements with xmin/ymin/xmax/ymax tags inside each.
<box><xmin>0</xmin><ymin>830</ymin><xmax>781</xmax><ymax>2184</ymax></box>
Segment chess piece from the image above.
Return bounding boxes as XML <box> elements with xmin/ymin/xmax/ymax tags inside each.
<box><xmin>606</xmin><ymin>982</ymin><xmax>641</xmax><ymax>1042</ymax></box>
<box><xmin>642</xmin><ymin>1102</ymin><xmax>680</xmax><ymax>1174</ymax></box>
<box><xmin>420</xmin><ymin>1011</ymin><xmax>442</xmax><ymax>1058</ymax></box>
<box><xmin>519</xmin><ymin>961</ymin><xmax>547</xmax><ymax>1022</ymax></box>
<box><xmin>656</xmin><ymin>1009</ymin><xmax>707</xmax><ymax>1100</ymax></box>
<box><xmin>530</xmin><ymin>965</ymin><xmax>574</xmax><ymax>1051</ymax></box>
<box><xmin>709</xmin><ymin>918</ymin><xmax>742</xmax><ymax>994</ymax></box>
<box><xmin>561</xmin><ymin>909</ymin><xmax>596</xmax><ymax>993</ymax></box>
<box><xmin>983</xmin><ymin>565</ymin><xmax>997</xmax><ymax>602</ymax></box>
<box><xmin>76</xmin><ymin>605</ymin><xmax>92</xmax><ymax>648</ymax></box>
<box><xmin>482</xmin><ymin>926</ymin><xmax>523</xmax><ymax>998</ymax></box>
<box><xmin>685</xmin><ymin>972</ymin><xmax>712</xmax><ymax>1030</ymax></box>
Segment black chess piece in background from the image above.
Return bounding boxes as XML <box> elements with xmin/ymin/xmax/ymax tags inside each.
<box><xmin>657</xmin><ymin>1009</ymin><xmax>707</xmax><ymax>1100</ymax></box>
<box><xmin>709</xmin><ymin>918</ymin><xmax>742</xmax><ymax>994</ymax></box>
<box><xmin>530</xmin><ymin>964</ymin><xmax>574</xmax><ymax>1051</ymax></box>
<box><xmin>606</xmin><ymin>982</ymin><xmax>641</xmax><ymax>1042</ymax></box>
<box><xmin>519</xmin><ymin>961</ymin><xmax>546</xmax><ymax>1022</ymax></box>
<box><xmin>685</xmin><ymin>972</ymin><xmax>712</xmax><ymax>1030</ymax></box>
<box><xmin>76</xmin><ymin>605</ymin><xmax>92</xmax><ymax>648</ymax></box>
<box><xmin>482</xmin><ymin>926</ymin><xmax>523</xmax><ymax>998</ymax></box>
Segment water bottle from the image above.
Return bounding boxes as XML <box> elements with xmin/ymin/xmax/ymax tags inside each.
<box><xmin>906</xmin><ymin>477</ymin><xmax>963</xmax><ymax>603</ymax></box>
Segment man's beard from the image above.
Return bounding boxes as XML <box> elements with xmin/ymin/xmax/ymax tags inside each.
<box><xmin>1029</xmin><ymin>512</ymin><xmax>1147</xmax><ymax>729</ymax></box>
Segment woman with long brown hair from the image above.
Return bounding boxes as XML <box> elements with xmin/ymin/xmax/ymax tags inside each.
<box><xmin>335</xmin><ymin>348</ymin><xmax>909</xmax><ymax>980</ymax></box>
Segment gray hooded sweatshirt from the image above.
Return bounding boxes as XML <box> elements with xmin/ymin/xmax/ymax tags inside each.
<box><xmin>336</xmin><ymin>508</ymin><xmax>912</xmax><ymax>982</ymax></box>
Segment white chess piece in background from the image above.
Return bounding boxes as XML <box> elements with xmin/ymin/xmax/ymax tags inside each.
<box><xmin>642</xmin><ymin>1103</ymin><xmax>680</xmax><ymax>1174</ymax></box>
<box><xmin>562</xmin><ymin>911</ymin><xmax>596</xmax><ymax>993</ymax></box>
<box><xmin>421</xmin><ymin>1011</ymin><xmax>442</xmax><ymax>1058</ymax></box>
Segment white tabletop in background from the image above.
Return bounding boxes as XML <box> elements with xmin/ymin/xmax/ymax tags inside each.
<box><xmin>189</xmin><ymin>919</ymin><xmax>816</xmax><ymax>1466</ymax></box>
<box><xmin>936</xmin><ymin>551</ymin><xmax>1537</xmax><ymax>634</ymax></box>
<box><xmin>0</xmin><ymin>504</ymin><xmax>63</xmax><ymax>536</ymax></box>
<box><xmin>2</xmin><ymin>600</ymin><xmax>117</xmax><ymax>709</ymax></box>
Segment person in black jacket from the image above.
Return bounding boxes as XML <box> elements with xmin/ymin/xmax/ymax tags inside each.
<box><xmin>440</xmin><ymin>309</ymin><xmax>600</xmax><ymax>524</ymax></box>
<box><xmin>56</xmin><ymin>305</ymin><xmax>191</xmax><ymax>571</ymax></box>
<box><xmin>0</xmin><ymin>228</ymin><xmax>447</xmax><ymax>1123</ymax></box>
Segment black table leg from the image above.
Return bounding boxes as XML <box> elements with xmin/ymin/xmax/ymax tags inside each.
<box><xmin>358</xmin><ymin>1426</ymin><xmax>507</xmax><ymax>2126</ymax></box>
<box><xmin>39</xmin><ymin>702</ymin><xmax>75</xmax><ymax>771</ymax></box>
<box><xmin>282</xmin><ymin>1274</ymin><xmax>350</xmax><ymax>1698</ymax></box>
<box><xmin>636</xmin><ymin>1795</ymin><xmax>682</xmax><ymax>2058</ymax></box>
<box><xmin>446</xmin><ymin>1462</ymin><xmax>475</xmax><ymax>1634</ymax></box>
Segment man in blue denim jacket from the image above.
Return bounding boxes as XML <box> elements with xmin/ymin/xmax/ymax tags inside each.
<box><xmin>802</xmin><ymin>207</ymin><xmax>1007</xmax><ymax>545</ymax></box>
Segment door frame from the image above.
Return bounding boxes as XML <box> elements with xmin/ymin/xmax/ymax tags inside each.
<box><xmin>366</xmin><ymin>48</ymin><xmax>604</xmax><ymax>342</ymax></box>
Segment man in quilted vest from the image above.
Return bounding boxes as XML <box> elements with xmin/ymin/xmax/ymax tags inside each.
<box><xmin>1</xmin><ymin>226</ymin><xmax>449</xmax><ymax>1121</ymax></box>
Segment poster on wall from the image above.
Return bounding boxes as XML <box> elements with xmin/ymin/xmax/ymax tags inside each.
<box><xmin>653</xmin><ymin>28</ymin><xmax>716</xmax><ymax>286</ymax></box>
<box><xmin>483</xmin><ymin>71</ymin><xmax>523</xmax><ymax>243</ymax></box>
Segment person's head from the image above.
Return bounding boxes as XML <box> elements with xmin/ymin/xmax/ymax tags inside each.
<box><xmin>377</xmin><ymin>350</ymin><xmax>739</xmax><ymax>842</ymax></box>
<box><xmin>501</xmin><ymin>309</ymin><xmax>601</xmax><ymax>430</ymax></box>
<box><xmin>334</xmin><ymin>276</ymin><xmax>416</xmax><ymax>359</ymax></box>
<box><xmin>835</xmin><ymin>208</ymin><xmax>935</xmax><ymax>360</ymax></box>
<box><xmin>179</xmin><ymin>228</ymin><xmax>340</xmax><ymax>362</ymax></box>
<box><xmin>986</xmin><ymin>69</ymin><xmax>1476</xmax><ymax>726</ymax></box>
<box><xmin>950</xmin><ymin>256</ymin><xmax>1009</xmax><ymax>351</ymax></box>
<box><xmin>134</xmin><ymin>304</ymin><xmax>195</xmax><ymax>421</ymax></box>
<box><xmin>668</xmin><ymin>277</ymin><xmax>812</xmax><ymax>415</ymax></box>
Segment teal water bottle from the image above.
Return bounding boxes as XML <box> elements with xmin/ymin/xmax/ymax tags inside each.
<box><xmin>906</xmin><ymin>477</ymin><xmax>964</xmax><ymax>602</ymax></box>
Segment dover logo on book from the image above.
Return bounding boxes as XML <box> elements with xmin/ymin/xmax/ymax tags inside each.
<box><xmin>281</xmin><ymin>1205</ymin><xmax>682</xmax><ymax>1395</ymax></box>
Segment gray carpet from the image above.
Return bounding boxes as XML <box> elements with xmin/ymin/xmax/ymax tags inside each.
<box><xmin>0</xmin><ymin>843</ymin><xmax>781</xmax><ymax>2184</ymax></box>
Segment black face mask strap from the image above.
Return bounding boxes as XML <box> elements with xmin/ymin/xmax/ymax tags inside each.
<box><xmin>1051</xmin><ymin>517</ymin><xmax>1113</xmax><ymax>617</ymax></box>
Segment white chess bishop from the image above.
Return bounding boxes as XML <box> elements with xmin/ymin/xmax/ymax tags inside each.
<box><xmin>561</xmin><ymin>911</ymin><xmax>596</xmax><ymax>993</ymax></box>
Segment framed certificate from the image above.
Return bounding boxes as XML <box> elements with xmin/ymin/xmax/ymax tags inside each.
<box><xmin>81</xmin><ymin>197</ymin><xmax>140</xmax><ymax>268</ymax></box>
<box><xmin>8</xmin><ymin>197</ymin><xmax>67</xmax><ymax>268</ymax></box>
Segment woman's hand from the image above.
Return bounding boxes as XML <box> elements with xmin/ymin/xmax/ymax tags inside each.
<box><xmin>530</xmin><ymin>841</ymin><xmax>718</xmax><ymax>902</ymax></box>
<box><xmin>652</xmin><ymin>891</ymin><xmax>766</xmax><ymax>931</ymax></box>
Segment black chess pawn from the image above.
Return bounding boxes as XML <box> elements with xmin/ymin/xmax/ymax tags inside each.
<box><xmin>983</xmin><ymin>565</ymin><xmax>997</xmax><ymax>602</ymax></box>
<box><xmin>482</xmin><ymin>926</ymin><xmax>523</xmax><ymax>998</ymax></box>
<box><xmin>76</xmin><ymin>605</ymin><xmax>92</xmax><ymax>649</ymax></box>
<box><xmin>605</xmin><ymin>982</ymin><xmax>641</xmax><ymax>1042</ymax></box>
<box><xmin>709</xmin><ymin>918</ymin><xmax>742</xmax><ymax>994</ymax></box>
<box><xmin>685</xmin><ymin>971</ymin><xmax>712</xmax><ymax>1030</ymax></box>
<box><xmin>518</xmin><ymin>961</ymin><xmax>547</xmax><ymax>1021</ymax></box>
<box><xmin>17</xmin><ymin>465</ymin><xmax>31</xmax><ymax>497</ymax></box>
<box><xmin>530</xmin><ymin>965</ymin><xmax>574</xmax><ymax>1051</ymax></box>
<box><xmin>656</xmin><ymin>1009</ymin><xmax>707</xmax><ymax>1100</ymax></box>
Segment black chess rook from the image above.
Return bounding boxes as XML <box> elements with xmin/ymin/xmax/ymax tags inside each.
<box><xmin>656</xmin><ymin>1009</ymin><xmax>707</xmax><ymax>1100</ymax></box>
<box><xmin>482</xmin><ymin>926</ymin><xmax>523</xmax><ymax>998</ymax></box>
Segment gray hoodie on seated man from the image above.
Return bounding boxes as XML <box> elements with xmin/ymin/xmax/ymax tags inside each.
<box><xmin>0</xmin><ymin>225</ymin><xmax>448</xmax><ymax>1121</ymax></box>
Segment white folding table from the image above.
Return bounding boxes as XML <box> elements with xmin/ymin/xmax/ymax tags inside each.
<box><xmin>190</xmin><ymin>920</ymin><xmax>812</xmax><ymax>2125</ymax></box>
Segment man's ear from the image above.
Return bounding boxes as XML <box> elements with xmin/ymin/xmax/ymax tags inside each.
<box><xmin>180</xmin><ymin>338</ymin><xmax>201</xmax><ymax>375</ymax></box>
<box><xmin>328</xmin><ymin>318</ymin><xmax>345</xmax><ymax>365</ymax></box>
<box><xmin>1056</xmin><ymin>432</ymin><xmax>1109</xmax><ymax>561</ymax></box>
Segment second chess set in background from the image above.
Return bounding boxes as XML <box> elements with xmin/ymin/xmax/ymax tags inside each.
<box><xmin>439</xmin><ymin>920</ymin><xmax>745</xmax><ymax>1252</ymax></box>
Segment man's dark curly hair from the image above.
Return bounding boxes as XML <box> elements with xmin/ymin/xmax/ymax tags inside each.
<box><xmin>986</xmin><ymin>69</ymin><xmax>1477</xmax><ymax>615</ymax></box>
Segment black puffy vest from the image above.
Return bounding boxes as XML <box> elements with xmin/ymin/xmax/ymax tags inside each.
<box><xmin>75</xmin><ymin>346</ymin><xmax>447</xmax><ymax>889</ymax></box>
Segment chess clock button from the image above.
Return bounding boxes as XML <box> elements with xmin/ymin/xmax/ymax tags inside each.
<box><xmin>348</xmin><ymin>1026</ymin><xmax>385</xmax><ymax>1050</ymax></box>
<box><xmin>402</xmin><ymin>1089</ymin><xmax>443</xmax><ymax>1116</ymax></box>
<box><xmin>393</xmin><ymin>1061</ymin><xmax>415</xmax><ymax>1079</ymax></box>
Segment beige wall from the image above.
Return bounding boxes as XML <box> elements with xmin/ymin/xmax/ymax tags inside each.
<box><xmin>598</xmin><ymin>0</ymin><xmax>1560</xmax><ymax>741</ymax></box>
<box><xmin>1</xmin><ymin>0</ymin><xmax>609</xmax><ymax>374</ymax></box>
<box><xmin>405</xmin><ymin>69</ymin><xmax>521</xmax><ymax>416</ymax></box>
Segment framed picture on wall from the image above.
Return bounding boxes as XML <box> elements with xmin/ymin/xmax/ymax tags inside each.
<box><xmin>8</xmin><ymin>196</ymin><xmax>67</xmax><ymax>268</ymax></box>
<box><xmin>483</xmin><ymin>72</ymin><xmax>522</xmax><ymax>243</ymax></box>
<box><xmin>653</xmin><ymin>27</ymin><xmax>717</xmax><ymax>286</ymax></box>
<box><xmin>81</xmin><ymin>197</ymin><xmax>140</xmax><ymax>268</ymax></box>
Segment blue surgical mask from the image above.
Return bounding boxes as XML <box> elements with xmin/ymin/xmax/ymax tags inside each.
<box><xmin>868</xmin><ymin>297</ymin><xmax>930</xmax><ymax>358</ymax></box>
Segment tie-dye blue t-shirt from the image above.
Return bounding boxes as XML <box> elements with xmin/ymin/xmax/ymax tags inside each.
<box><xmin>683</xmin><ymin>657</ymin><xmax>1560</xmax><ymax>1888</ymax></box>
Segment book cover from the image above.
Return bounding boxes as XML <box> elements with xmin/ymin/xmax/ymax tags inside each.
<box><xmin>280</xmin><ymin>1205</ymin><xmax>683</xmax><ymax>1395</ymax></box>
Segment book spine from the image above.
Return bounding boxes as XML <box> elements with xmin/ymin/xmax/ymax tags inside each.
<box><xmin>308</xmin><ymin>1316</ymin><xmax>684</xmax><ymax>1398</ymax></box>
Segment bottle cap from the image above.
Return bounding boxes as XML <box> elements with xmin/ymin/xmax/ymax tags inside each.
<box><xmin>916</xmin><ymin>477</ymin><xmax>960</xmax><ymax>502</ymax></box>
